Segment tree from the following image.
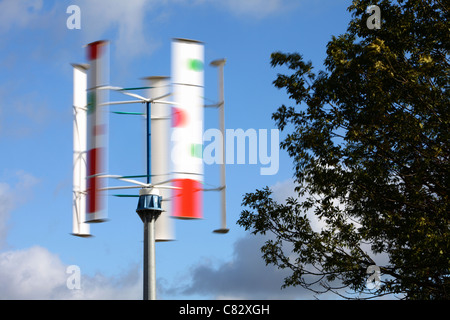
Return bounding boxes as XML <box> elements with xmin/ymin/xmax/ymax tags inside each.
<box><xmin>238</xmin><ymin>0</ymin><xmax>449</xmax><ymax>299</ymax></box>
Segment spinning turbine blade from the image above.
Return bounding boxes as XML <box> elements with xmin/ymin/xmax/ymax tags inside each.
<box><xmin>86</xmin><ymin>40</ymin><xmax>109</xmax><ymax>223</ymax></box>
<box><xmin>210</xmin><ymin>59</ymin><xmax>229</xmax><ymax>234</ymax></box>
<box><xmin>72</xmin><ymin>63</ymin><xmax>91</xmax><ymax>237</ymax></box>
<box><xmin>144</xmin><ymin>76</ymin><xmax>175</xmax><ymax>241</ymax></box>
<box><xmin>171</xmin><ymin>38</ymin><xmax>204</xmax><ymax>219</ymax></box>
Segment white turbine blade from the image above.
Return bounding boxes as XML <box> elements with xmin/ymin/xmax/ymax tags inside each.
<box><xmin>91</xmin><ymin>174</ymin><xmax>151</xmax><ymax>187</ymax></box>
<box><xmin>99</xmin><ymin>185</ymin><xmax>147</xmax><ymax>191</ymax></box>
<box><xmin>145</xmin><ymin>76</ymin><xmax>175</xmax><ymax>242</ymax></box>
<box><xmin>171</xmin><ymin>38</ymin><xmax>205</xmax><ymax>219</ymax></box>
<box><xmin>149</xmin><ymin>92</ymin><xmax>172</xmax><ymax>102</ymax></box>
<box><xmin>86</xmin><ymin>40</ymin><xmax>109</xmax><ymax>223</ymax></box>
<box><xmin>120</xmin><ymin>90</ymin><xmax>149</xmax><ymax>101</ymax></box>
<box><xmin>116</xmin><ymin>177</ymin><xmax>149</xmax><ymax>187</ymax></box>
<box><xmin>72</xmin><ymin>63</ymin><xmax>91</xmax><ymax>237</ymax></box>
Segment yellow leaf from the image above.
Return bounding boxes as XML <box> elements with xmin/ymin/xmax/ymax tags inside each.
<box><xmin>419</xmin><ymin>55</ymin><xmax>433</xmax><ymax>64</ymax></box>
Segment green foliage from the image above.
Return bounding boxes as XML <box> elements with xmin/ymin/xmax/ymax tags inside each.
<box><xmin>238</xmin><ymin>0</ymin><xmax>449</xmax><ymax>299</ymax></box>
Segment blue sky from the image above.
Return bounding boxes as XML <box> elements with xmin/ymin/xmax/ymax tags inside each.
<box><xmin>0</xmin><ymin>0</ymin><xmax>354</xmax><ymax>299</ymax></box>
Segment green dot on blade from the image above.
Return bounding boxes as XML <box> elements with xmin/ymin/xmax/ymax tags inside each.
<box><xmin>188</xmin><ymin>59</ymin><xmax>203</xmax><ymax>71</ymax></box>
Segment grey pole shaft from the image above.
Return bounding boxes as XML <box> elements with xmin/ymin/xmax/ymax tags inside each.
<box><xmin>143</xmin><ymin>100</ymin><xmax>157</xmax><ymax>300</ymax></box>
<box><xmin>143</xmin><ymin>213</ymin><xmax>157</xmax><ymax>300</ymax></box>
<box><xmin>218</xmin><ymin>64</ymin><xmax>227</xmax><ymax>231</ymax></box>
<box><xmin>211</xmin><ymin>59</ymin><xmax>228</xmax><ymax>233</ymax></box>
<box><xmin>144</xmin><ymin>102</ymin><xmax>158</xmax><ymax>300</ymax></box>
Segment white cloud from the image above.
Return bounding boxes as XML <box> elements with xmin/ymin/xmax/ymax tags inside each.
<box><xmin>76</xmin><ymin>0</ymin><xmax>298</xmax><ymax>65</ymax></box>
<box><xmin>0</xmin><ymin>171</ymin><xmax>39</xmax><ymax>249</ymax></box>
<box><xmin>270</xmin><ymin>178</ymin><xmax>327</xmax><ymax>232</ymax></box>
<box><xmin>0</xmin><ymin>245</ymin><xmax>142</xmax><ymax>299</ymax></box>
<box><xmin>163</xmin><ymin>234</ymin><xmax>310</xmax><ymax>299</ymax></box>
<box><xmin>78</xmin><ymin>0</ymin><xmax>162</xmax><ymax>64</ymax></box>
<box><xmin>0</xmin><ymin>246</ymin><xmax>67</xmax><ymax>299</ymax></box>
<box><xmin>0</xmin><ymin>170</ymin><xmax>141</xmax><ymax>299</ymax></box>
<box><xmin>215</xmin><ymin>0</ymin><xmax>298</xmax><ymax>19</ymax></box>
<box><xmin>0</xmin><ymin>0</ymin><xmax>44</xmax><ymax>33</ymax></box>
<box><xmin>0</xmin><ymin>182</ymin><xmax>14</xmax><ymax>249</ymax></box>
<box><xmin>0</xmin><ymin>86</ymin><xmax>53</xmax><ymax>139</ymax></box>
<box><xmin>160</xmin><ymin>178</ymin><xmax>333</xmax><ymax>299</ymax></box>
<box><xmin>270</xmin><ymin>178</ymin><xmax>298</xmax><ymax>203</ymax></box>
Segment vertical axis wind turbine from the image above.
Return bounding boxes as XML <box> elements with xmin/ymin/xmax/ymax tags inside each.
<box><xmin>71</xmin><ymin>38</ymin><xmax>229</xmax><ymax>301</ymax></box>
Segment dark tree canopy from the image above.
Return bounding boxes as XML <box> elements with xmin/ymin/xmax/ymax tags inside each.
<box><xmin>238</xmin><ymin>0</ymin><xmax>449</xmax><ymax>299</ymax></box>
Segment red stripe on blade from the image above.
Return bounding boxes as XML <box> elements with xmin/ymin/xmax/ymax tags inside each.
<box><xmin>172</xmin><ymin>179</ymin><xmax>202</xmax><ymax>219</ymax></box>
<box><xmin>86</xmin><ymin>148</ymin><xmax>104</xmax><ymax>214</ymax></box>
<box><xmin>87</xmin><ymin>40</ymin><xmax>107</xmax><ymax>61</ymax></box>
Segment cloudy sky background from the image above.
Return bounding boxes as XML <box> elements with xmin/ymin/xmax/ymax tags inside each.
<box><xmin>0</xmin><ymin>0</ymin><xmax>355</xmax><ymax>299</ymax></box>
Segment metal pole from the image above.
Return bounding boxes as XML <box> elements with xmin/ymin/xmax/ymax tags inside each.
<box><xmin>143</xmin><ymin>100</ymin><xmax>157</xmax><ymax>300</ymax></box>
<box><xmin>143</xmin><ymin>213</ymin><xmax>157</xmax><ymax>300</ymax></box>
